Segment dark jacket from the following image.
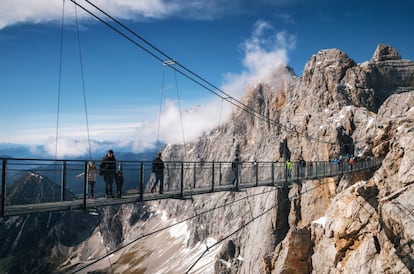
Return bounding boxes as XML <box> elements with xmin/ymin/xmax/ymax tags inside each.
<box><xmin>231</xmin><ymin>157</ymin><xmax>240</xmax><ymax>170</ymax></box>
<box><xmin>100</xmin><ymin>155</ymin><xmax>116</xmax><ymax>175</ymax></box>
<box><xmin>152</xmin><ymin>157</ymin><xmax>165</xmax><ymax>174</ymax></box>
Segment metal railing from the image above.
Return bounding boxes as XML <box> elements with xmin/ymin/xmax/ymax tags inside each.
<box><xmin>0</xmin><ymin>157</ymin><xmax>382</xmax><ymax>217</ymax></box>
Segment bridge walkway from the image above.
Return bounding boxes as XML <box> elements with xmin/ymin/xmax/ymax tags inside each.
<box><xmin>0</xmin><ymin>157</ymin><xmax>382</xmax><ymax>217</ymax></box>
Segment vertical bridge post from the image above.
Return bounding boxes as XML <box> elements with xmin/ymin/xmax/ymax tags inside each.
<box><xmin>82</xmin><ymin>161</ymin><xmax>88</xmax><ymax>209</ymax></box>
<box><xmin>255</xmin><ymin>161</ymin><xmax>258</xmax><ymax>186</ymax></box>
<box><xmin>1</xmin><ymin>159</ymin><xmax>7</xmax><ymax>218</ymax></box>
<box><xmin>61</xmin><ymin>161</ymin><xmax>67</xmax><ymax>201</ymax></box>
<box><xmin>180</xmin><ymin>162</ymin><xmax>184</xmax><ymax>198</ymax></box>
<box><xmin>193</xmin><ymin>162</ymin><xmax>196</xmax><ymax>189</ymax></box>
<box><xmin>139</xmin><ymin>162</ymin><xmax>144</xmax><ymax>202</ymax></box>
<box><xmin>211</xmin><ymin>162</ymin><xmax>215</xmax><ymax>193</ymax></box>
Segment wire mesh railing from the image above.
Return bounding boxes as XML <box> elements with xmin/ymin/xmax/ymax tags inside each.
<box><xmin>0</xmin><ymin>156</ymin><xmax>382</xmax><ymax>217</ymax></box>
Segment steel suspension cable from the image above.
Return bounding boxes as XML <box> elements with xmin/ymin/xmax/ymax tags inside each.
<box><xmin>66</xmin><ymin>160</ymin><xmax>381</xmax><ymax>273</ymax></box>
<box><xmin>156</xmin><ymin>65</ymin><xmax>166</xmax><ymax>152</ymax></box>
<box><xmin>67</xmin><ymin>0</ymin><xmax>338</xmax><ymax>148</ymax></box>
<box><xmin>74</xmin><ymin>3</ymin><xmax>93</xmax><ymax>160</ymax></box>
<box><xmin>173</xmin><ymin>64</ymin><xmax>187</xmax><ymax>155</ymax></box>
<box><xmin>55</xmin><ymin>0</ymin><xmax>65</xmax><ymax>161</ymax></box>
<box><xmin>69</xmin><ymin>187</ymin><xmax>278</xmax><ymax>273</ymax></box>
<box><xmin>185</xmin><ymin>203</ymin><xmax>277</xmax><ymax>273</ymax></box>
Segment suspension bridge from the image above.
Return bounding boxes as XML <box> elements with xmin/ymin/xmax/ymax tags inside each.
<box><xmin>0</xmin><ymin>156</ymin><xmax>382</xmax><ymax>218</ymax></box>
<box><xmin>1</xmin><ymin>1</ymin><xmax>383</xmax><ymax>218</ymax></box>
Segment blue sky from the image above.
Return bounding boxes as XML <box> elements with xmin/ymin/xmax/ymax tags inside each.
<box><xmin>1</xmin><ymin>0</ymin><xmax>413</xmax><ymax>157</ymax></box>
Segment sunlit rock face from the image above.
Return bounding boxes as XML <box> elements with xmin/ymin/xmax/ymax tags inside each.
<box><xmin>3</xmin><ymin>44</ymin><xmax>413</xmax><ymax>273</ymax></box>
<box><xmin>69</xmin><ymin>44</ymin><xmax>413</xmax><ymax>273</ymax></box>
<box><xmin>152</xmin><ymin>44</ymin><xmax>414</xmax><ymax>274</ymax></box>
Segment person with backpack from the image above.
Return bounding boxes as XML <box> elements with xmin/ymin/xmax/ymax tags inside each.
<box><xmin>151</xmin><ymin>153</ymin><xmax>165</xmax><ymax>194</ymax></box>
<box><xmin>99</xmin><ymin>150</ymin><xmax>116</xmax><ymax>198</ymax></box>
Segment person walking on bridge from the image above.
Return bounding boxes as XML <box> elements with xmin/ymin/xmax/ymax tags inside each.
<box><xmin>100</xmin><ymin>150</ymin><xmax>116</xmax><ymax>198</ymax></box>
<box><xmin>151</xmin><ymin>153</ymin><xmax>165</xmax><ymax>194</ymax></box>
<box><xmin>231</xmin><ymin>153</ymin><xmax>240</xmax><ymax>185</ymax></box>
<box><xmin>286</xmin><ymin>159</ymin><xmax>293</xmax><ymax>179</ymax></box>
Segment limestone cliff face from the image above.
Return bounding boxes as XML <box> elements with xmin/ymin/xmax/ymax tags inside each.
<box><xmin>160</xmin><ymin>44</ymin><xmax>414</xmax><ymax>273</ymax></box>
<box><xmin>59</xmin><ymin>45</ymin><xmax>414</xmax><ymax>273</ymax></box>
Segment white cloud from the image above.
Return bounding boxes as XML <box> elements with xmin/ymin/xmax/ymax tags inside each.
<box><xmin>1</xmin><ymin>0</ymin><xmax>292</xmax><ymax>30</ymax></box>
<box><xmin>150</xmin><ymin>20</ymin><xmax>296</xmax><ymax>148</ymax></box>
<box><xmin>241</xmin><ymin>20</ymin><xmax>296</xmax><ymax>84</ymax></box>
<box><xmin>53</xmin><ymin>20</ymin><xmax>295</xmax><ymax>156</ymax></box>
<box><xmin>1</xmin><ymin>0</ymin><xmax>63</xmax><ymax>29</ymax></box>
<box><xmin>1</xmin><ymin>15</ymin><xmax>295</xmax><ymax>157</ymax></box>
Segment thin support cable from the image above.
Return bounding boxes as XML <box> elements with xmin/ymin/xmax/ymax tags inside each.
<box><xmin>69</xmin><ymin>0</ymin><xmax>345</xmax><ymax>149</ymax></box>
<box><xmin>53</xmin><ymin>0</ymin><xmax>66</xmax><ymax>189</ymax></box>
<box><xmin>70</xmin><ymin>188</ymin><xmax>278</xmax><ymax>273</ymax></box>
<box><xmin>74</xmin><ymin>3</ymin><xmax>93</xmax><ymax>160</ymax></box>
<box><xmin>219</xmin><ymin>98</ymin><xmax>224</xmax><ymax>131</ymax></box>
<box><xmin>156</xmin><ymin>65</ymin><xmax>166</xmax><ymax>152</ymax></box>
<box><xmin>55</xmin><ymin>0</ymin><xmax>65</xmax><ymax>161</ymax></box>
<box><xmin>185</xmin><ymin>204</ymin><xmax>276</xmax><ymax>273</ymax></box>
<box><xmin>173</xmin><ymin>66</ymin><xmax>187</xmax><ymax>156</ymax></box>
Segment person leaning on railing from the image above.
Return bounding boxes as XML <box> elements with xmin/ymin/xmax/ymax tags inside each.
<box><xmin>76</xmin><ymin>161</ymin><xmax>97</xmax><ymax>199</ymax></box>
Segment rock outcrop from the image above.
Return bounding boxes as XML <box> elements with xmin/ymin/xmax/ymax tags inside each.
<box><xmin>154</xmin><ymin>44</ymin><xmax>414</xmax><ymax>273</ymax></box>
<box><xmin>22</xmin><ymin>44</ymin><xmax>412</xmax><ymax>273</ymax></box>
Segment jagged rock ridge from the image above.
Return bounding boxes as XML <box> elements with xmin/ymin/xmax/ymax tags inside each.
<box><xmin>156</xmin><ymin>44</ymin><xmax>414</xmax><ymax>273</ymax></box>
<box><xmin>59</xmin><ymin>44</ymin><xmax>413</xmax><ymax>273</ymax></box>
<box><xmin>2</xmin><ymin>44</ymin><xmax>413</xmax><ymax>273</ymax></box>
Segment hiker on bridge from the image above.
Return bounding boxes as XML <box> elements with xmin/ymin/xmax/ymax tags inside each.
<box><xmin>76</xmin><ymin>161</ymin><xmax>97</xmax><ymax>199</ymax></box>
<box><xmin>231</xmin><ymin>153</ymin><xmax>240</xmax><ymax>185</ymax></box>
<box><xmin>151</xmin><ymin>153</ymin><xmax>165</xmax><ymax>194</ymax></box>
<box><xmin>286</xmin><ymin>159</ymin><xmax>293</xmax><ymax>179</ymax></box>
<box><xmin>100</xmin><ymin>150</ymin><xmax>116</xmax><ymax>198</ymax></box>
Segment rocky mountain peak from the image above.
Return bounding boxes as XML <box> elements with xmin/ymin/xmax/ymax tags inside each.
<box><xmin>371</xmin><ymin>44</ymin><xmax>401</xmax><ymax>61</ymax></box>
<box><xmin>6</xmin><ymin>172</ymin><xmax>69</xmax><ymax>205</ymax></box>
<box><xmin>155</xmin><ymin>44</ymin><xmax>414</xmax><ymax>273</ymax></box>
<box><xmin>302</xmin><ymin>48</ymin><xmax>356</xmax><ymax>88</ymax></box>
<box><xmin>3</xmin><ymin>44</ymin><xmax>414</xmax><ymax>274</ymax></box>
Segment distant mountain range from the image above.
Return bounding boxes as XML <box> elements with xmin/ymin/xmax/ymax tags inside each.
<box><xmin>0</xmin><ymin>143</ymin><xmax>159</xmax><ymax>160</ymax></box>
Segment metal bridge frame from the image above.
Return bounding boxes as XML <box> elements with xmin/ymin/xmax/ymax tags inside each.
<box><xmin>0</xmin><ymin>157</ymin><xmax>382</xmax><ymax>217</ymax></box>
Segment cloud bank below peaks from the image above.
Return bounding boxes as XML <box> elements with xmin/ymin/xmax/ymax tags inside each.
<box><xmin>38</xmin><ymin>20</ymin><xmax>295</xmax><ymax>157</ymax></box>
<box><xmin>156</xmin><ymin>21</ymin><xmax>296</xmax><ymax>146</ymax></box>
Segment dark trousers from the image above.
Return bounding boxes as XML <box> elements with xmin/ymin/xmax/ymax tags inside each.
<box><xmin>104</xmin><ymin>174</ymin><xmax>115</xmax><ymax>197</ymax></box>
<box><xmin>89</xmin><ymin>181</ymin><xmax>95</xmax><ymax>198</ymax></box>
<box><xmin>231</xmin><ymin>169</ymin><xmax>238</xmax><ymax>185</ymax></box>
<box><xmin>153</xmin><ymin>172</ymin><xmax>164</xmax><ymax>193</ymax></box>
<box><xmin>116</xmin><ymin>182</ymin><xmax>123</xmax><ymax>197</ymax></box>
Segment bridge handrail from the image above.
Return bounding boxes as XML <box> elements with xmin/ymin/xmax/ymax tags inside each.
<box><xmin>0</xmin><ymin>156</ymin><xmax>383</xmax><ymax>217</ymax></box>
